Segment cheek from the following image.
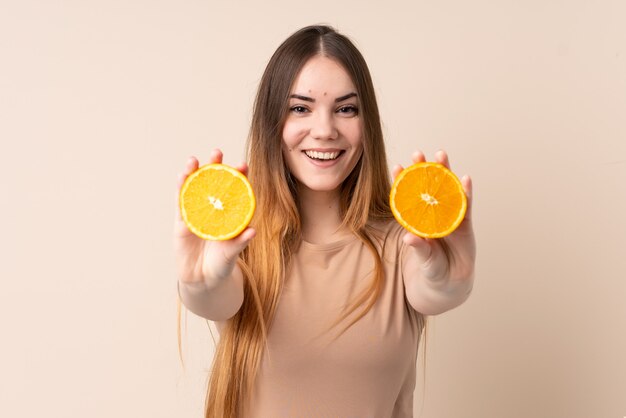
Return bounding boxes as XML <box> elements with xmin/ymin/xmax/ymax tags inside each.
<box><xmin>339</xmin><ymin>119</ymin><xmax>363</xmax><ymax>146</ymax></box>
<box><xmin>281</xmin><ymin>140</ymin><xmax>298</xmax><ymax>171</ymax></box>
<box><xmin>282</xmin><ymin>121</ymin><xmax>305</xmax><ymax>149</ymax></box>
<box><xmin>353</xmin><ymin>124</ymin><xmax>364</xmax><ymax>145</ymax></box>
<box><xmin>280</xmin><ymin>143</ymin><xmax>293</xmax><ymax>169</ymax></box>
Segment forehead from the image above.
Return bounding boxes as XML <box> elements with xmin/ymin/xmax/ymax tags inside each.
<box><xmin>290</xmin><ymin>55</ymin><xmax>356</xmax><ymax>95</ymax></box>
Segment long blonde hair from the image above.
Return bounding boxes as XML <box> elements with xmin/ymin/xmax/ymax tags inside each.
<box><xmin>204</xmin><ymin>25</ymin><xmax>402</xmax><ymax>417</ymax></box>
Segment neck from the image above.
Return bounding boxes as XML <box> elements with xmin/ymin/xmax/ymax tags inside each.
<box><xmin>297</xmin><ymin>185</ymin><xmax>351</xmax><ymax>245</ymax></box>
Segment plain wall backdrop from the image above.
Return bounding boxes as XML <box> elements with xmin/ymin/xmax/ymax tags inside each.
<box><xmin>1</xmin><ymin>1</ymin><xmax>625</xmax><ymax>417</ymax></box>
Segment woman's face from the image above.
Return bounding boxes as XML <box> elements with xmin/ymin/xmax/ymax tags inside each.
<box><xmin>282</xmin><ymin>55</ymin><xmax>363</xmax><ymax>194</ymax></box>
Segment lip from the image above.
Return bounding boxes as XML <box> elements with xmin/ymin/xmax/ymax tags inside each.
<box><xmin>303</xmin><ymin>148</ymin><xmax>344</xmax><ymax>152</ymax></box>
<box><xmin>302</xmin><ymin>149</ymin><xmax>345</xmax><ymax>167</ymax></box>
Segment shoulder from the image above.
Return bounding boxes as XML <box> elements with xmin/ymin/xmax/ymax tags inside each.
<box><xmin>367</xmin><ymin>218</ymin><xmax>405</xmax><ymax>240</ymax></box>
<box><xmin>366</xmin><ymin>218</ymin><xmax>406</xmax><ymax>257</ymax></box>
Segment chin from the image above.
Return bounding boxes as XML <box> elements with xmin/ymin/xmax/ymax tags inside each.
<box><xmin>298</xmin><ymin>180</ymin><xmax>343</xmax><ymax>193</ymax></box>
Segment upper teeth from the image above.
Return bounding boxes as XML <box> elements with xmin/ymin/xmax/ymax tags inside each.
<box><xmin>305</xmin><ymin>150</ymin><xmax>340</xmax><ymax>160</ymax></box>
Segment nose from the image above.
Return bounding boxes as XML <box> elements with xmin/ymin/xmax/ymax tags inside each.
<box><xmin>310</xmin><ymin>111</ymin><xmax>338</xmax><ymax>140</ymax></box>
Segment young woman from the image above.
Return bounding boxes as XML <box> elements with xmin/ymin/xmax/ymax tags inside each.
<box><xmin>174</xmin><ymin>25</ymin><xmax>475</xmax><ymax>418</ymax></box>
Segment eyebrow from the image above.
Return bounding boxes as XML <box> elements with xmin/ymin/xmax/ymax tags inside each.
<box><xmin>289</xmin><ymin>92</ymin><xmax>358</xmax><ymax>103</ymax></box>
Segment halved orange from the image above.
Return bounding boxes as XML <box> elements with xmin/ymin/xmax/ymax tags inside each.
<box><xmin>179</xmin><ymin>163</ymin><xmax>256</xmax><ymax>240</ymax></box>
<box><xmin>390</xmin><ymin>162</ymin><xmax>467</xmax><ymax>238</ymax></box>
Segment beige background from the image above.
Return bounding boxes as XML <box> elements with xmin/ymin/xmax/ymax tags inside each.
<box><xmin>1</xmin><ymin>1</ymin><xmax>625</xmax><ymax>417</ymax></box>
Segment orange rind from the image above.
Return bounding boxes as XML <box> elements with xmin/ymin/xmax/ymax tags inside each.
<box><xmin>390</xmin><ymin>162</ymin><xmax>467</xmax><ymax>238</ymax></box>
<box><xmin>179</xmin><ymin>163</ymin><xmax>256</xmax><ymax>240</ymax></box>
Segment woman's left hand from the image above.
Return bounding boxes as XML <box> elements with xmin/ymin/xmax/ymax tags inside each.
<box><xmin>392</xmin><ymin>150</ymin><xmax>476</xmax><ymax>314</ymax></box>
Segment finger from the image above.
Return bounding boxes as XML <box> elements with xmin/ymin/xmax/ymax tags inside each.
<box><xmin>236</xmin><ymin>227</ymin><xmax>256</xmax><ymax>243</ymax></box>
<box><xmin>174</xmin><ymin>180</ymin><xmax>184</xmax><ymax>223</ymax></box>
<box><xmin>209</xmin><ymin>149</ymin><xmax>223</xmax><ymax>164</ymax></box>
<box><xmin>435</xmin><ymin>150</ymin><xmax>450</xmax><ymax>169</ymax></box>
<box><xmin>175</xmin><ymin>157</ymin><xmax>199</xmax><ymax>222</ymax></box>
<box><xmin>403</xmin><ymin>233</ymin><xmax>432</xmax><ymax>263</ymax></box>
<box><xmin>391</xmin><ymin>164</ymin><xmax>404</xmax><ymax>180</ymax></box>
<box><xmin>176</xmin><ymin>172</ymin><xmax>186</xmax><ymax>190</ymax></box>
<box><xmin>175</xmin><ymin>175</ymin><xmax>182</xmax><ymax>222</ymax></box>
<box><xmin>178</xmin><ymin>156</ymin><xmax>199</xmax><ymax>194</ymax></box>
<box><xmin>235</xmin><ymin>161</ymin><xmax>249</xmax><ymax>177</ymax></box>
<box><xmin>177</xmin><ymin>157</ymin><xmax>197</xmax><ymax>189</ymax></box>
<box><xmin>403</xmin><ymin>233</ymin><xmax>448</xmax><ymax>279</ymax></box>
<box><xmin>411</xmin><ymin>150</ymin><xmax>426</xmax><ymax>164</ymax></box>
<box><xmin>184</xmin><ymin>156</ymin><xmax>199</xmax><ymax>176</ymax></box>
<box><xmin>461</xmin><ymin>174</ymin><xmax>472</xmax><ymax>220</ymax></box>
<box><xmin>220</xmin><ymin>227</ymin><xmax>257</xmax><ymax>263</ymax></box>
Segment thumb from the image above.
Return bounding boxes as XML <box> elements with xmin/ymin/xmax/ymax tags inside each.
<box><xmin>403</xmin><ymin>233</ymin><xmax>448</xmax><ymax>280</ymax></box>
<box><xmin>203</xmin><ymin>227</ymin><xmax>256</xmax><ymax>281</ymax></box>
<box><xmin>403</xmin><ymin>233</ymin><xmax>432</xmax><ymax>264</ymax></box>
<box><xmin>221</xmin><ymin>228</ymin><xmax>256</xmax><ymax>264</ymax></box>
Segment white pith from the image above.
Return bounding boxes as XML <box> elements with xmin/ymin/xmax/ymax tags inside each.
<box><xmin>304</xmin><ymin>150</ymin><xmax>341</xmax><ymax>160</ymax></box>
<box><xmin>208</xmin><ymin>196</ymin><xmax>224</xmax><ymax>210</ymax></box>
<box><xmin>421</xmin><ymin>193</ymin><xmax>439</xmax><ymax>205</ymax></box>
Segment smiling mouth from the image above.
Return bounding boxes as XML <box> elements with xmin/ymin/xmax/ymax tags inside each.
<box><xmin>304</xmin><ymin>150</ymin><xmax>343</xmax><ymax>161</ymax></box>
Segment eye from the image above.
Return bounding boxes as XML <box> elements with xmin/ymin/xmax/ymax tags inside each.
<box><xmin>337</xmin><ymin>105</ymin><xmax>358</xmax><ymax>116</ymax></box>
<box><xmin>290</xmin><ymin>105</ymin><xmax>309</xmax><ymax>114</ymax></box>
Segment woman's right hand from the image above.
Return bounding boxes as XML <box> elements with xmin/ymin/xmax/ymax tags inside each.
<box><xmin>174</xmin><ymin>149</ymin><xmax>256</xmax><ymax>289</ymax></box>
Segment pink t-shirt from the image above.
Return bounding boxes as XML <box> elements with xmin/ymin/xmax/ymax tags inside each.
<box><xmin>244</xmin><ymin>221</ymin><xmax>424</xmax><ymax>417</ymax></box>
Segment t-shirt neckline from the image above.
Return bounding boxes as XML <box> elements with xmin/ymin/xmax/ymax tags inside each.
<box><xmin>300</xmin><ymin>234</ymin><xmax>358</xmax><ymax>252</ymax></box>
